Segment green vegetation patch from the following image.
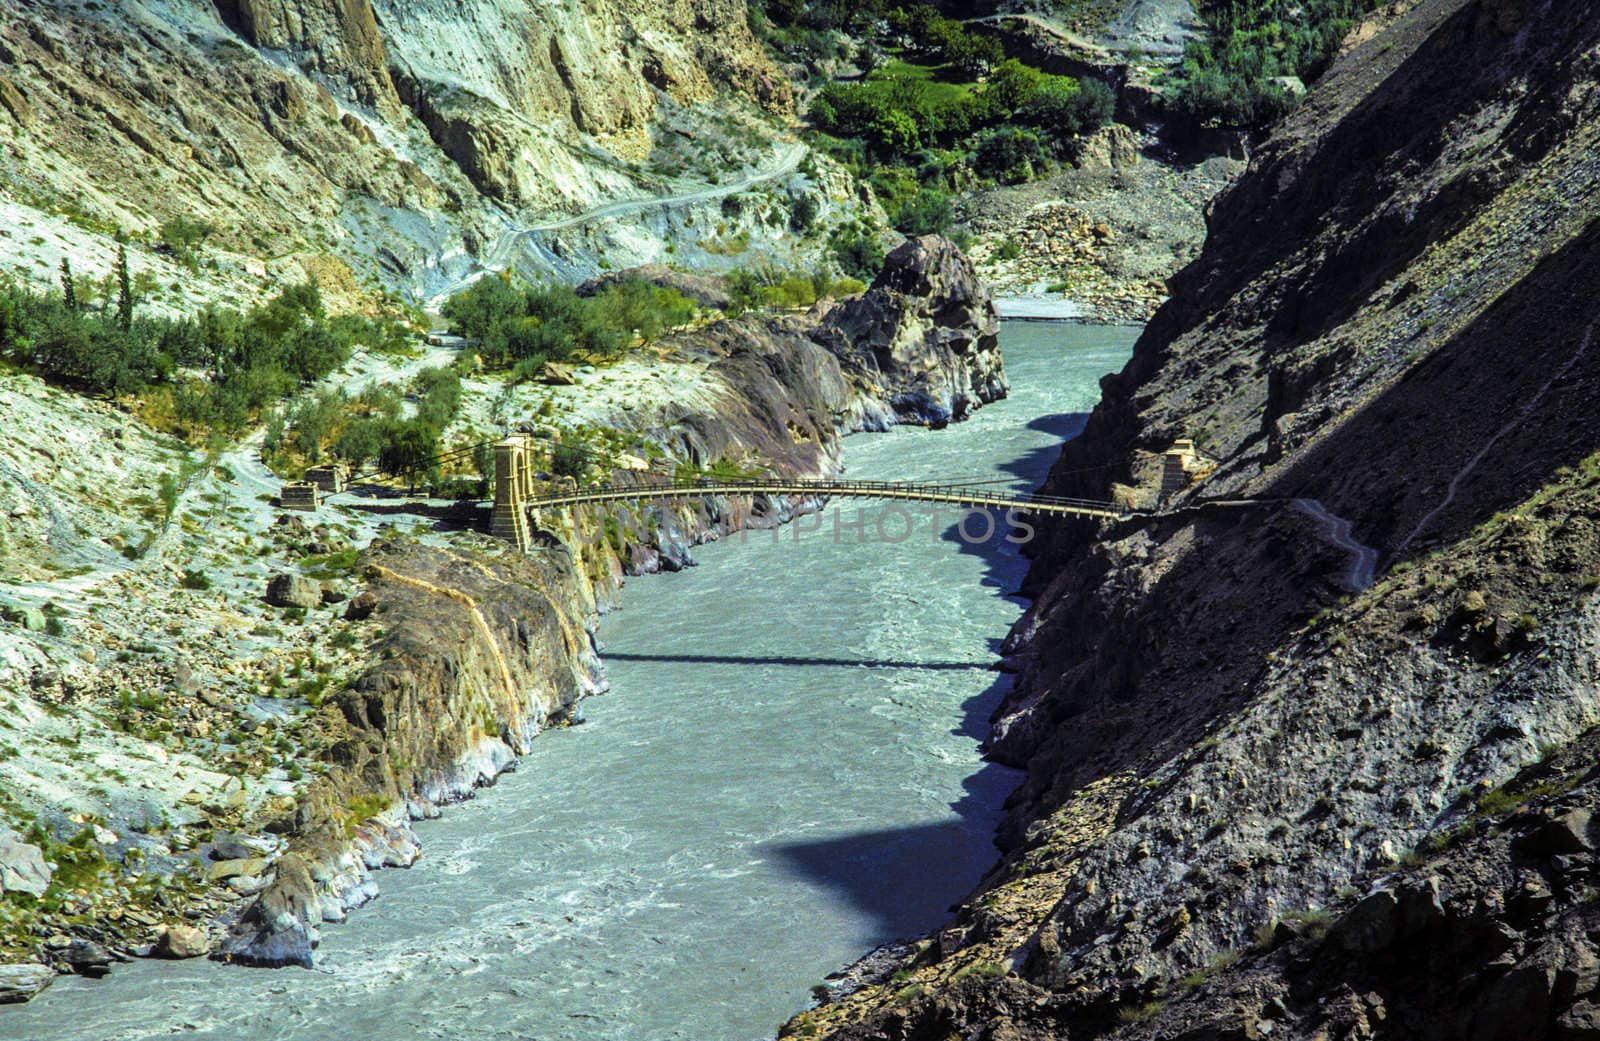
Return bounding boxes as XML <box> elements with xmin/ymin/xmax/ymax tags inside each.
<box><xmin>440</xmin><ymin>274</ymin><xmax>698</xmax><ymax>381</ymax></box>
<box><xmin>1166</xmin><ymin>0</ymin><xmax>1383</xmax><ymax>128</ymax></box>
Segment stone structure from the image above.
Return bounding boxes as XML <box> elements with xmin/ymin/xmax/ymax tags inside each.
<box><xmin>304</xmin><ymin>463</ymin><xmax>348</xmax><ymax>493</ymax></box>
<box><xmin>490</xmin><ymin>436</ymin><xmax>534</xmax><ymax>551</ymax></box>
<box><xmin>1160</xmin><ymin>438</ymin><xmax>1213</xmax><ymax>501</ymax></box>
<box><xmin>280</xmin><ymin>482</ymin><xmax>320</xmax><ymax>512</ymax></box>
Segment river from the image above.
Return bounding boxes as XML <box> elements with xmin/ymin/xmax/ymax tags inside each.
<box><xmin>3</xmin><ymin>321</ymin><xmax>1137</xmax><ymax>1041</ymax></box>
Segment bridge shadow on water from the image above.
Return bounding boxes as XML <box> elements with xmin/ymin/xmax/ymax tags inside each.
<box><xmin>758</xmin><ymin>414</ymin><xmax>1087</xmax><ymax>943</ymax></box>
<box><xmin>602</xmin><ymin>652</ymin><xmax>993</xmax><ymax>671</ymax></box>
<box><xmin>762</xmin><ymin>670</ymin><xmax>1024</xmax><ymax>942</ymax></box>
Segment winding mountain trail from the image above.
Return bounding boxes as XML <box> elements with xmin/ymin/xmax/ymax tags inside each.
<box><xmin>433</xmin><ymin>141</ymin><xmax>809</xmax><ymax>308</ymax></box>
<box><xmin>1292</xmin><ymin>497</ymin><xmax>1379</xmax><ymax>592</ymax></box>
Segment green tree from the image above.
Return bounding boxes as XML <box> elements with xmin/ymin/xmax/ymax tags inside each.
<box><xmin>378</xmin><ymin>420</ymin><xmax>441</xmax><ymax>490</ymax></box>
<box><xmin>115</xmin><ymin>245</ymin><xmax>133</xmax><ymax>332</ymax></box>
<box><xmin>974</xmin><ymin>127</ymin><xmax>1048</xmax><ymax>183</ymax></box>
<box><xmin>59</xmin><ymin>258</ymin><xmax>77</xmax><ymax>312</ymax></box>
<box><xmin>829</xmin><ymin>225</ymin><xmax>886</xmax><ymax>282</ymax></box>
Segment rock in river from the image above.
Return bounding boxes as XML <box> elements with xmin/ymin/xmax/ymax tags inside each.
<box><xmin>0</xmin><ymin>963</ymin><xmax>53</xmax><ymax>1004</ymax></box>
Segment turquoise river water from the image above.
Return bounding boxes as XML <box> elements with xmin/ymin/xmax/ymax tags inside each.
<box><xmin>3</xmin><ymin>322</ymin><xmax>1137</xmax><ymax>1041</ymax></box>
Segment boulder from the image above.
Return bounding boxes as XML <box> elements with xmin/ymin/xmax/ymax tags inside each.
<box><xmin>1557</xmin><ymin>999</ymin><xmax>1600</xmax><ymax>1040</ymax></box>
<box><xmin>157</xmin><ymin>925</ymin><xmax>211</xmax><ymax>959</ymax></box>
<box><xmin>1527</xmin><ymin>807</ymin><xmax>1594</xmax><ymax>856</ymax></box>
<box><xmin>0</xmin><ymin>829</ymin><xmax>51</xmax><ymax>897</ymax></box>
<box><xmin>1076</xmin><ymin>123</ymin><xmax>1142</xmax><ymax>171</ymax></box>
<box><xmin>265</xmin><ymin>573</ymin><xmax>321</xmax><ymax>609</ymax></box>
<box><xmin>208</xmin><ymin>856</ymin><xmax>270</xmax><ymax>882</ymax></box>
<box><xmin>61</xmin><ymin>939</ymin><xmax>111</xmax><ymax>978</ymax></box>
<box><xmin>539</xmin><ymin>361</ymin><xmax>577</xmax><ymax>386</ymax></box>
<box><xmin>0</xmin><ymin>963</ymin><xmax>52</xmax><ymax>1004</ymax></box>
<box><xmin>216</xmin><ymin>852</ymin><xmax>320</xmax><ymax>968</ymax></box>
<box><xmin>343</xmin><ymin>590</ymin><xmax>379</xmax><ymax>621</ymax></box>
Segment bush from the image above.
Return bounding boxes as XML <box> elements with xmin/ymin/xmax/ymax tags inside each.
<box><xmin>550</xmin><ymin>442</ymin><xmax>589</xmax><ymax>480</ymax></box>
<box><xmin>1018</xmin><ymin>78</ymin><xmax>1114</xmax><ymax>148</ymax></box>
<box><xmin>973</xmin><ymin>126</ymin><xmax>1048</xmax><ymax>183</ymax></box>
<box><xmin>440</xmin><ymin>274</ymin><xmax>696</xmax><ymax>374</ymax></box>
<box><xmin>413</xmin><ymin>366</ymin><xmax>462</xmax><ymax>431</ymax></box>
<box><xmin>891</xmin><ymin>188</ymin><xmax>952</xmax><ymax>236</ymax></box>
<box><xmin>789</xmin><ymin>192</ymin><xmax>821</xmax><ymax>232</ymax></box>
<box><xmin>1</xmin><ymin>276</ymin><xmax>380</xmax><ymax>437</ymax></box>
<box><xmin>159</xmin><ymin>216</ymin><xmax>216</xmax><ymax>268</ymax></box>
<box><xmin>377</xmin><ymin>420</ymin><xmax>441</xmax><ymax>487</ymax></box>
<box><xmin>829</xmin><ymin>224</ymin><xmax>886</xmax><ymax>282</ymax></box>
<box><xmin>1167</xmin><ymin>0</ymin><xmax>1378</xmax><ymax>129</ymax></box>
<box><xmin>179</xmin><ymin>569</ymin><xmax>212</xmax><ymax>591</ymax></box>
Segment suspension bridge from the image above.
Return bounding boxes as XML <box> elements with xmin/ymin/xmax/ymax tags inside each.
<box><xmin>293</xmin><ymin>433</ymin><xmax>1188</xmax><ymax>551</ymax></box>
<box><xmin>485</xmin><ymin>435</ymin><xmax>1136</xmax><ymax>550</ymax></box>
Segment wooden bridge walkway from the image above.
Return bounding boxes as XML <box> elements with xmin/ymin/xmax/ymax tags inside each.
<box><xmin>520</xmin><ymin>477</ymin><xmax>1135</xmax><ymax>520</ymax></box>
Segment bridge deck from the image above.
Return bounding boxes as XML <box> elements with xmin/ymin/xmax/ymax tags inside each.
<box><xmin>522</xmin><ymin>478</ymin><xmax>1133</xmax><ymax>520</ymax></box>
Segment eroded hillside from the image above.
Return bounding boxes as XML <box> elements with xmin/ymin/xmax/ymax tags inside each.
<box><xmin>798</xmin><ymin>1</ymin><xmax>1600</xmax><ymax>1038</ymax></box>
<box><xmin>0</xmin><ymin>0</ymin><xmax>844</xmax><ymax>308</ymax></box>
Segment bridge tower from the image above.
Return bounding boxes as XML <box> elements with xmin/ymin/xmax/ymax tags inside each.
<box><xmin>1160</xmin><ymin>438</ymin><xmax>1215</xmax><ymax>503</ymax></box>
<box><xmin>490</xmin><ymin>435</ymin><xmax>532</xmax><ymax>551</ymax></box>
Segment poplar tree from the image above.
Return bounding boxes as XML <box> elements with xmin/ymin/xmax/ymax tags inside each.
<box><xmin>115</xmin><ymin>245</ymin><xmax>133</xmax><ymax>331</ymax></box>
<box><xmin>59</xmin><ymin>257</ymin><xmax>77</xmax><ymax>311</ymax></box>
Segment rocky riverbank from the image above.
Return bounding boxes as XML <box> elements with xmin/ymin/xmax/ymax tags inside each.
<box><xmin>0</xmin><ymin>236</ymin><xmax>1005</xmax><ymax>995</ymax></box>
<box><xmin>960</xmin><ymin>126</ymin><xmax>1244</xmax><ymax>325</ymax></box>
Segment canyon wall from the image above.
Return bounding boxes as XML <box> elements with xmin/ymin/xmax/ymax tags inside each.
<box><xmin>0</xmin><ymin>0</ymin><xmax>816</xmax><ymax>305</ymax></box>
<box><xmin>802</xmin><ymin>2</ymin><xmax>1600</xmax><ymax>1038</ymax></box>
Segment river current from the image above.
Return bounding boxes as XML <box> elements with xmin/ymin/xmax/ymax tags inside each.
<box><xmin>4</xmin><ymin>322</ymin><xmax>1136</xmax><ymax>1041</ymax></box>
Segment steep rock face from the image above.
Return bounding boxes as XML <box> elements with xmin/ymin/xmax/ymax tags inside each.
<box><xmin>818</xmin><ymin>236</ymin><xmax>1008</xmax><ymax>428</ymax></box>
<box><xmin>214</xmin><ymin>0</ymin><xmax>399</xmax><ymax>116</ymax></box>
<box><xmin>219</xmin><ymin>538</ymin><xmax>605</xmax><ymax>967</ymax></box>
<box><xmin>804</xmin><ymin>2</ymin><xmax>1600</xmax><ymax>1038</ymax></box>
<box><xmin>0</xmin><ymin>0</ymin><xmax>799</xmax><ymax>303</ymax></box>
<box><xmin>377</xmin><ymin>0</ymin><xmax>788</xmax><ymax>205</ymax></box>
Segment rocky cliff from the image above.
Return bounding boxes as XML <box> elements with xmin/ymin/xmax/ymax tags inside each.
<box><xmin>0</xmin><ymin>0</ymin><xmax>824</xmax><ymax>307</ymax></box>
<box><xmin>799</xmin><ymin>2</ymin><xmax>1600</xmax><ymax>1038</ymax></box>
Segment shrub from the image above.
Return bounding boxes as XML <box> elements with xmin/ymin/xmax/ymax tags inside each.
<box><xmin>550</xmin><ymin>442</ymin><xmax>589</xmax><ymax>480</ymax></box>
<box><xmin>440</xmin><ymin>274</ymin><xmax>696</xmax><ymax>373</ymax></box>
<box><xmin>892</xmin><ymin>188</ymin><xmax>952</xmax><ymax>236</ymax></box>
<box><xmin>179</xmin><ymin>569</ymin><xmax>212</xmax><ymax>591</ymax></box>
<box><xmin>973</xmin><ymin>126</ymin><xmax>1048</xmax><ymax>183</ymax></box>
<box><xmin>1019</xmin><ymin>78</ymin><xmax>1114</xmax><ymax>146</ymax></box>
<box><xmin>789</xmin><ymin>192</ymin><xmax>821</xmax><ymax>232</ymax></box>
<box><xmin>159</xmin><ymin>215</ymin><xmax>216</xmax><ymax>268</ymax></box>
<box><xmin>377</xmin><ymin>420</ymin><xmax>441</xmax><ymax>488</ymax></box>
<box><xmin>828</xmin><ymin>224</ymin><xmax>886</xmax><ymax>282</ymax></box>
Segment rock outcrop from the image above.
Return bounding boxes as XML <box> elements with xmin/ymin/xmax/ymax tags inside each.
<box><xmin>0</xmin><ymin>963</ymin><xmax>52</xmax><ymax>1004</ymax></box>
<box><xmin>0</xmin><ymin>829</ymin><xmax>51</xmax><ymax>898</ymax></box>
<box><xmin>800</xmin><ymin>3</ymin><xmax>1600</xmax><ymax>1039</ymax></box>
<box><xmin>818</xmin><ymin>236</ymin><xmax>1007</xmax><ymax>427</ymax></box>
<box><xmin>218</xmin><ymin>538</ymin><xmax>604</xmax><ymax>967</ymax></box>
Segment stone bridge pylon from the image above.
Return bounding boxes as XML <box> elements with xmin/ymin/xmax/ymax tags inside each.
<box><xmin>490</xmin><ymin>435</ymin><xmax>537</xmax><ymax>551</ymax></box>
